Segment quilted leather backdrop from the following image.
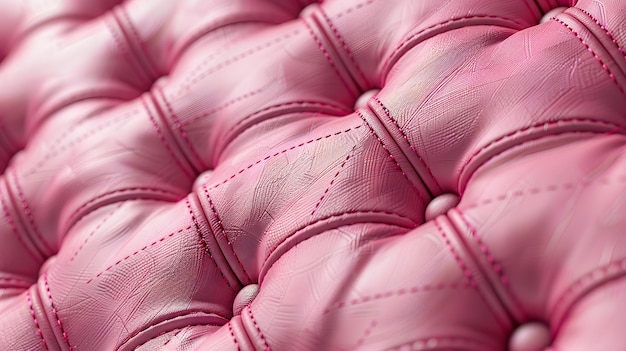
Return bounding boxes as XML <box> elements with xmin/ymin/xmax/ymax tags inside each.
<box><xmin>0</xmin><ymin>0</ymin><xmax>625</xmax><ymax>350</ymax></box>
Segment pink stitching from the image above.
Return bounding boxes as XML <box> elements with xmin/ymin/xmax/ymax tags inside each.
<box><xmin>203</xmin><ymin>185</ymin><xmax>252</xmax><ymax>283</ymax></box>
<box><xmin>157</xmin><ymin>87</ymin><xmax>205</xmax><ymax>169</ymax></box>
<box><xmin>180</xmin><ymin>29</ymin><xmax>300</xmax><ymax>94</ymax></box>
<box><xmin>373</xmin><ymin>97</ymin><xmax>441</xmax><ymax>192</ymax></box>
<box><xmin>70</xmin><ymin>203</ymin><xmax>123</xmax><ymax>261</ymax></box>
<box><xmin>434</xmin><ymin>220</ymin><xmax>476</xmax><ymax>287</ymax></box>
<box><xmin>325</xmin><ymin>282</ymin><xmax>471</xmax><ymax>313</ymax></box>
<box><xmin>303</xmin><ymin>20</ymin><xmax>355</xmax><ymax>95</ymax></box>
<box><xmin>578</xmin><ymin>8</ymin><xmax>626</xmax><ymax>65</ymax></box>
<box><xmin>227</xmin><ymin>100</ymin><xmax>350</xmax><ymax>136</ymax></box>
<box><xmin>207</xmin><ymin>124</ymin><xmax>362</xmax><ymax>190</ymax></box>
<box><xmin>333</xmin><ymin>0</ymin><xmax>377</xmax><ymax>19</ymax></box>
<box><xmin>247</xmin><ymin>306</ymin><xmax>271</xmax><ymax>351</ymax></box>
<box><xmin>0</xmin><ymin>276</ymin><xmax>32</xmax><ymax>285</ymax></box>
<box><xmin>87</xmin><ymin>225</ymin><xmax>192</xmax><ymax>283</ymax></box>
<box><xmin>553</xmin><ymin>17</ymin><xmax>626</xmax><ymax>97</ymax></box>
<box><xmin>27</xmin><ymin>290</ymin><xmax>48</xmax><ymax>350</ymax></box>
<box><xmin>382</xmin><ymin>15</ymin><xmax>524</xmax><ymax>76</ymax></box>
<box><xmin>67</xmin><ymin>187</ymin><xmax>179</xmax><ymax>230</ymax></box>
<box><xmin>0</xmin><ymin>183</ymin><xmax>41</xmax><ymax>262</ymax></box>
<box><xmin>163</xmin><ymin>328</ymin><xmax>184</xmax><ymax>347</ymax></box>
<box><xmin>127</xmin><ymin>313</ymin><xmax>225</xmax><ymax>349</ymax></box>
<box><xmin>182</xmin><ymin>86</ymin><xmax>267</xmax><ymax>127</ymax></box>
<box><xmin>358</xmin><ymin>111</ymin><xmax>427</xmax><ymax>204</ymax></box>
<box><xmin>456</xmin><ymin>210</ymin><xmax>511</xmax><ymax>287</ymax></box>
<box><xmin>12</xmin><ymin>173</ymin><xmax>52</xmax><ymax>254</ymax></box>
<box><xmin>355</xmin><ymin>320</ymin><xmax>377</xmax><ymax>347</ymax></box>
<box><xmin>319</xmin><ymin>8</ymin><xmax>370</xmax><ymax>86</ymax></box>
<box><xmin>185</xmin><ymin>198</ymin><xmax>237</xmax><ymax>291</ymax></box>
<box><xmin>118</xmin><ymin>7</ymin><xmax>159</xmax><ymax>79</ymax></box>
<box><xmin>311</xmin><ymin>153</ymin><xmax>351</xmax><ymax>216</ymax></box>
<box><xmin>458</xmin><ymin>119</ymin><xmax>624</xmax><ymax>190</ymax></box>
<box><xmin>228</xmin><ymin>321</ymin><xmax>240</xmax><ymax>351</ymax></box>
<box><xmin>105</xmin><ymin>15</ymin><xmax>139</xmax><ymax>81</ymax></box>
<box><xmin>143</xmin><ymin>95</ymin><xmax>195</xmax><ymax>178</ymax></box>
<box><xmin>43</xmin><ymin>274</ymin><xmax>72</xmax><ymax>350</ymax></box>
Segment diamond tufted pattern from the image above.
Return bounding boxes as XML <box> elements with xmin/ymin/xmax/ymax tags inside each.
<box><xmin>0</xmin><ymin>0</ymin><xmax>625</xmax><ymax>350</ymax></box>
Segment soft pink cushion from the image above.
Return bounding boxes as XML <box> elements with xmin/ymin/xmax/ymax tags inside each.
<box><xmin>0</xmin><ymin>0</ymin><xmax>624</xmax><ymax>350</ymax></box>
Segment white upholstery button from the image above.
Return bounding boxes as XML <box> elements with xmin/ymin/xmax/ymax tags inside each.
<box><xmin>509</xmin><ymin>322</ymin><xmax>552</xmax><ymax>351</ymax></box>
<box><xmin>233</xmin><ymin>284</ymin><xmax>259</xmax><ymax>316</ymax></box>
<box><xmin>540</xmin><ymin>7</ymin><xmax>568</xmax><ymax>23</ymax></box>
<box><xmin>424</xmin><ymin>193</ymin><xmax>459</xmax><ymax>221</ymax></box>
<box><xmin>354</xmin><ymin>89</ymin><xmax>380</xmax><ymax>110</ymax></box>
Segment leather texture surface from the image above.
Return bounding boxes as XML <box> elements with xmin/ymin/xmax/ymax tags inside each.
<box><xmin>0</xmin><ymin>0</ymin><xmax>625</xmax><ymax>350</ymax></box>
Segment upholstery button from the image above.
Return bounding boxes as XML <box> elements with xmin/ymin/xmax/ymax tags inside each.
<box><xmin>193</xmin><ymin>170</ymin><xmax>213</xmax><ymax>192</ymax></box>
<box><xmin>233</xmin><ymin>284</ymin><xmax>259</xmax><ymax>316</ymax></box>
<box><xmin>424</xmin><ymin>193</ymin><xmax>459</xmax><ymax>221</ymax></box>
<box><xmin>509</xmin><ymin>322</ymin><xmax>552</xmax><ymax>351</ymax></box>
<box><xmin>540</xmin><ymin>7</ymin><xmax>568</xmax><ymax>23</ymax></box>
<box><xmin>354</xmin><ymin>89</ymin><xmax>380</xmax><ymax>110</ymax></box>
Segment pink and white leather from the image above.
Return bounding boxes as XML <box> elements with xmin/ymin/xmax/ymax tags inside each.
<box><xmin>0</xmin><ymin>0</ymin><xmax>624</xmax><ymax>350</ymax></box>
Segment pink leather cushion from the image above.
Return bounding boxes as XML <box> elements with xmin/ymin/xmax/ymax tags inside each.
<box><xmin>0</xmin><ymin>0</ymin><xmax>625</xmax><ymax>350</ymax></box>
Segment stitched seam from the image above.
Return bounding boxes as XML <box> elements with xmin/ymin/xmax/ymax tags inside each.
<box><xmin>143</xmin><ymin>96</ymin><xmax>194</xmax><ymax>178</ymax></box>
<box><xmin>228</xmin><ymin>321</ymin><xmax>240</xmax><ymax>351</ymax></box>
<box><xmin>355</xmin><ymin>320</ymin><xmax>377</xmax><ymax>347</ymax></box>
<box><xmin>43</xmin><ymin>274</ymin><xmax>72</xmax><ymax>350</ymax></box>
<box><xmin>27</xmin><ymin>290</ymin><xmax>49</xmax><ymax>350</ymax></box>
<box><xmin>382</xmin><ymin>15</ymin><xmax>524</xmax><ymax>75</ymax></box>
<box><xmin>157</xmin><ymin>87</ymin><xmax>205</xmax><ymax>169</ymax></box>
<box><xmin>185</xmin><ymin>198</ymin><xmax>237</xmax><ymax>291</ymax></box>
<box><xmin>578</xmin><ymin>8</ymin><xmax>626</xmax><ymax>65</ymax></box>
<box><xmin>208</xmin><ymin>124</ymin><xmax>362</xmax><ymax>190</ymax></box>
<box><xmin>0</xmin><ymin>183</ymin><xmax>41</xmax><ymax>262</ymax></box>
<box><xmin>434</xmin><ymin>220</ymin><xmax>477</xmax><ymax>287</ymax></box>
<box><xmin>552</xmin><ymin>257</ymin><xmax>626</xmax><ymax>320</ymax></box>
<box><xmin>333</xmin><ymin>0</ymin><xmax>377</xmax><ymax>19</ymax></box>
<box><xmin>373</xmin><ymin>97</ymin><xmax>441</xmax><ymax>192</ymax></box>
<box><xmin>12</xmin><ymin>173</ymin><xmax>52</xmax><ymax>254</ymax></box>
<box><xmin>303</xmin><ymin>20</ymin><xmax>354</xmax><ymax>95</ymax></box>
<box><xmin>325</xmin><ymin>282</ymin><xmax>472</xmax><ymax>313</ymax></box>
<box><xmin>118</xmin><ymin>7</ymin><xmax>159</xmax><ymax>79</ymax></box>
<box><xmin>105</xmin><ymin>14</ymin><xmax>146</xmax><ymax>83</ymax></box>
<box><xmin>182</xmin><ymin>86</ymin><xmax>267</xmax><ymax>127</ymax></box>
<box><xmin>67</xmin><ymin>187</ymin><xmax>178</xmax><ymax>230</ymax></box>
<box><xmin>458</xmin><ymin>119</ymin><xmax>625</xmax><ymax>187</ymax></box>
<box><xmin>163</xmin><ymin>329</ymin><xmax>184</xmax><ymax>347</ymax></box>
<box><xmin>552</xmin><ymin>17</ymin><xmax>626</xmax><ymax>97</ymax></box>
<box><xmin>247</xmin><ymin>306</ymin><xmax>271</xmax><ymax>351</ymax></box>
<box><xmin>358</xmin><ymin>111</ymin><xmax>426</xmax><ymax>204</ymax></box>
<box><xmin>227</xmin><ymin>100</ymin><xmax>351</xmax><ymax>134</ymax></box>
<box><xmin>25</xmin><ymin>111</ymin><xmax>136</xmax><ymax>177</ymax></box>
<box><xmin>69</xmin><ymin>203</ymin><xmax>123</xmax><ymax>262</ymax></box>
<box><xmin>0</xmin><ymin>276</ymin><xmax>32</xmax><ymax>285</ymax></box>
<box><xmin>180</xmin><ymin>29</ymin><xmax>300</xmax><ymax>94</ymax></box>
<box><xmin>203</xmin><ymin>185</ymin><xmax>252</xmax><ymax>283</ymax></box>
<box><xmin>311</xmin><ymin>153</ymin><xmax>351</xmax><ymax>216</ymax></box>
<box><xmin>87</xmin><ymin>225</ymin><xmax>192</xmax><ymax>283</ymax></box>
<box><xmin>319</xmin><ymin>8</ymin><xmax>369</xmax><ymax>86</ymax></box>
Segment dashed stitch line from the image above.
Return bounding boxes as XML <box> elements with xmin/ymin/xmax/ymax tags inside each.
<box><xmin>203</xmin><ymin>185</ymin><xmax>252</xmax><ymax>283</ymax></box>
<box><xmin>325</xmin><ymin>282</ymin><xmax>471</xmax><ymax>313</ymax></box>
<box><xmin>207</xmin><ymin>124</ymin><xmax>362</xmax><ymax>190</ymax></box>
<box><xmin>12</xmin><ymin>173</ymin><xmax>52</xmax><ymax>254</ymax></box>
<box><xmin>434</xmin><ymin>220</ymin><xmax>476</xmax><ymax>287</ymax></box>
<box><xmin>87</xmin><ymin>226</ymin><xmax>192</xmax><ymax>284</ymax></box>
<box><xmin>382</xmin><ymin>15</ymin><xmax>524</xmax><ymax>75</ymax></box>
<box><xmin>118</xmin><ymin>7</ymin><xmax>159</xmax><ymax>79</ymax></box>
<box><xmin>578</xmin><ymin>8</ymin><xmax>626</xmax><ymax>65</ymax></box>
<box><xmin>552</xmin><ymin>17</ymin><xmax>626</xmax><ymax>97</ymax></box>
<box><xmin>357</xmin><ymin>111</ymin><xmax>426</xmax><ymax>204</ymax></box>
<box><xmin>355</xmin><ymin>320</ymin><xmax>377</xmax><ymax>347</ymax></box>
<box><xmin>43</xmin><ymin>274</ymin><xmax>72</xmax><ymax>351</ymax></box>
<box><xmin>70</xmin><ymin>203</ymin><xmax>123</xmax><ymax>261</ymax></box>
<box><xmin>0</xmin><ymin>184</ymin><xmax>41</xmax><ymax>263</ymax></box>
<box><xmin>303</xmin><ymin>20</ymin><xmax>355</xmax><ymax>95</ymax></box>
<box><xmin>373</xmin><ymin>97</ymin><xmax>441</xmax><ymax>192</ymax></box>
<box><xmin>182</xmin><ymin>86</ymin><xmax>267</xmax><ymax>127</ymax></box>
<box><xmin>228</xmin><ymin>321</ymin><xmax>240</xmax><ymax>351</ymax></box>
<box><xmin>27</xmin><ymin>290</ymin><xmax>48</xmax><ymax>350</ymax></box>
<box><xmin>185</xmin><ymin>198</ymin><xmax>237</xmax><ymax>291</ymax></box>
<box><xmin>333</xmin><ymin>0</ymin><xmax>378</xmax><ymax>19</ymax></box>
<box><xmin>458</xmin><ymin>119</ymin><xmax>625</xmax><ymax>190</ymax></box>
<box><xmin>311</xmin><ymin>153</ymin><xmax>351</xmax><ymax>216</ymax></box>
<box><xmin>319</xmin><ymin>8</ymin><xmax>370</xmax><ymax>86</ymax></box>
<box><xmin>247</xmin><ymin>306</ymin><xmax>271</xmax><ymax>351</ymax></box>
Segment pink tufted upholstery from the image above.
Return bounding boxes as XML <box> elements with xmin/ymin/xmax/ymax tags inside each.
<box><xmin>0</xmin><ymin>0</ymin><xmax>625</xmax><ymax>350</ymax></box>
